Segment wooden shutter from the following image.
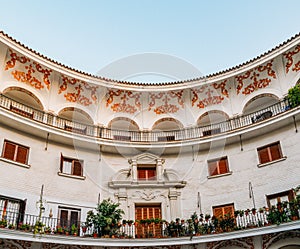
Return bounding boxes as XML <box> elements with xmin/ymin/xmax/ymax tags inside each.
<box><xmin>70</xmin><ymin>211</ymin><xmax>79</xmax><ymax>226</ymax></box>
<box><xmin>224</xmin><ymin>205</ymin><xmax>234</xmax><ymax>217</ymax></box>
<box><xmin>208</xmin><ymin>161</ymin><xmax>218</xmax><ymax>176</ymax></box>
<box><xmin>258</xmin><ymin>147</ymin><xmax>269</xmax><ymax>164</ymax></box>
<box><xmin>270</xmin><ymin>143</ymin><xmax>281</xmax><ymax>161</ymax></box>
<box><xmin>60</xmin><ymin>153</ymin><xmax>64</xmax><ymax>172</ymax></box>
<box><xmin>73</xmin><ymin>160</ymin><xmax>82</xmax><ymax>176</ymax></box>
<box><xmin>3</xmin><ymin>142</ymin><xmax>16</xmax><ymax>161</ymax></box>
<box><xmin>147</xmin><ymin>168</ymin><xmax>156</xmax><ymax>180</ymax></box>
<box><xmin>218</xmin><ymin>158</ymin><xmax>228</xmax><ymax>174</ymax></box>
<box><xmin>135</xmin><ymin>207</ymin><xmax>143</xmax><ymax>220</ymax></box>
<box><xmin>16</xmin><ymin>146</ymin><xmax>28</xmax><ymax>164</ymax></box>
<box><xmin>213</xmin><ymin>207</ymin><xmax>223</xmax><ymax>218</ymax></box>
<box><xmin>138</xmin><ymin>169</ymin><xmax>146</xmax><ymax>179</ymax></box>
<box><xmin>60</xmin><ymin>210</ymin><xmax>68</xmax><ymax>227</ymax></box>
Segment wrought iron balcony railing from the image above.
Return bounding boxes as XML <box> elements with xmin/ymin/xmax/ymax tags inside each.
<box><xmin>0</xmin><ymin>94</ymin><xmax>293</xmax><ymax>143</ymax></box>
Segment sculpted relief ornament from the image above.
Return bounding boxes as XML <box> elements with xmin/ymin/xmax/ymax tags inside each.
<box><xmin>58</xmin><ymin>75</ymin><xmax>98</xmax><ymax>106</ymax></box>
<box><xmin>134</xmin><ymin>189</ymin><xmax>164</xmax><ymax>201</ymax></box>
<box><xmin>4</xmin><ymin>49</ymin><xmax>52</xmax><ymax>90</ymax></box>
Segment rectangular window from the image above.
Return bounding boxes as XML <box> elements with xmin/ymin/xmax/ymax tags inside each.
<box><xmin>213</xmin><ymin>203</ymin><xmax>234</xmax><ymax>218</ymax></box>
<box><xmin>257</xmin><ymin>142</ymin><xmax>282</xmax><ymax>164</ymax></box>
<box><xmin>208</xmin><ymin>157</ymin><xmax>229</xmax><ymax>176</ymax></box>
<box><xmin>58</xmin><ymin>206</ymin><xmax>80</xmax><ymax>228</ymax></box>
<box><xmin>266</xmin><ymin>190</ymin><xmax>294</xmax><ymax>208</ymax></box>
<box><xmin>0</xmin><ymin>195</ymin><xmax>26</xmax><ymax>226</ymax></box>
<box><xmin>2</xmin><ymin>140</ymin><xmax>29</xmax><ymax>164</ymax></box>
<box><xmin>137</xmin><ymin>164</ymin><xmax>156</xmax><ymax>180</ymax></box>
<box><xmin>60</xmin><ymin>154</ymin><xmax>83</xmax><ymax>177</ymax></box>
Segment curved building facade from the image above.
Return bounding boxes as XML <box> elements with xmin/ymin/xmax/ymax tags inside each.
<box><xmin>0</xmin><ymin>31</ymin><xmax>300</xmax><ymax>248</ymax></box>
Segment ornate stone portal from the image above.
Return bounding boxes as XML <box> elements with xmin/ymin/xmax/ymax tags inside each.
<box><xmin>108</xmin><ymin>153</ymin><xmax>186</xmax><ymax>220</ymax></box>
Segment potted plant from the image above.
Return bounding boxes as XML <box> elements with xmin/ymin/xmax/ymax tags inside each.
<box><xmin>205</xmin><ymin>214</ymin><xmax>211</xmax><ymax>221</ymax></box>
<box><xmin>287</xmin><ymin>84</ymin><xmax>300</xmax><ymax>108</ymax></box>
<box><xmin>0</xmin><ymin>219</ymin><xmax>7</xmax><ymax>228</ymax></box>
<box><xmin>71</xmin><ymin>224</ymin><xmax>78</xmax><ymax>236</ymax></box>
<box><xmin>127</xmin><ymin>220</ymin><xmax>133</xmax><ymax>226</ymax></box>
<box><xmin>251</xmin><ymin>208</ymin><xmax>256</xmax><ymax>215</ymax></box>
<box><xmin>63</xmin><ymin>226</ymin><xmax>70</xmax><ymax>235</ymax></box>
<box><xmin>81</xmin><ymin>222</ymin><xmax>87</xmax><ymax>233</ymax></box>
<box><xmin>44</xmin><ymin>226</ymin><xmax>52</xmax><ymax>234</ymax></box>
<box><xmin>33</xmin><ymin>221</ymin><xmax>44</xmax><ymax>235</ymax></box>
<box><xmin>56</xmin><ymin>226</ymin><xmax>63</xmax><ymax>234</ymax></box>
<box><xmin>92</xmin><ymin>198</ymin><xmax>124</xmax><ymax>237</ymax></box>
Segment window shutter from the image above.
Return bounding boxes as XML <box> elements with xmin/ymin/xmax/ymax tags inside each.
<box><xmin>154</xmin><ymin>207</ymin><xmax>161</xmax><ymax>218</ymax></box>
<box><xmin>16</xmin><ymin>146</ymin><xmax>28</xmax><ymax>164</ymax></box>
<box><xmin>213</xmin><ymin>207</ymin><xmax>223</xmax><ymax>218</ymax></box>
<box><xmin>138</xmin><ymin>169</ymin><xmax>146</xmax><ymax>179</ymax></box>
<box><xmin>270</xmin><ymin>143</ymin><xmax>281</xmax><ymax>161</ymax></box>
<box><xmin>258</xmin><ymin>147</ymin><xmax>269</xmax><ymax>164</ymax></box>
<box><xmin>135</xmin><ymin>207</ymin><xmax>143</xmax><ymax>220</ymax></box>
<box><xmin>208</xmin><ymin>161</ymin><xmax>218</xmax><ymax>176</ymax></box>
<box><xmin>218</xmin><ymin>158</ymin><xmax>228</xmax><ymax>174</ymax></box>
<box><xmin>224</xmin><ymin>205</ymin><xmax>234</xmax><ymax>217</ymax></box>
<box><xmin>60</xmin><ymin>210</ymin><xmax>68</xmax><ymax>227</ymax></box>
<box><xmin>3</xmin><ymin>142</ymin><xmax>16</xmax><ymax>161</ymax></box>
<box><xmin>70</xmin><ymin>211</ymin><xmax>79</xmax><ymax>226</ymax></box>
<box><xmin>73</xmin><ymin>160</ymin><xmax>82</xmax><ymax>176</ymax></box>
<box><xmin>60</xmin><ymin>153</ymin><xmax>64</xmax><ymax>172</ymax></box>
<box><xmin>147</xmin><ymin>168</ymin><xmax>156</xmax><ymax>180</ymax></box>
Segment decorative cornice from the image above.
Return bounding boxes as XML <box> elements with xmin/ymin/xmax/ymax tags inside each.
<box><xmin>0</xmin><ymin>31</ymin><xmax>300</xmax><ymax>90</ymax></box>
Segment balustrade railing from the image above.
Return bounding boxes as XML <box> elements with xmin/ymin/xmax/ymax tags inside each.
<box><xmin>0</xmin><ymin>94</ymin><xmax>293</xmax><ymax>143</ymax></box>
<box><xmin>0</xmin><ymin>206</ymin><xmax>299</xmax><ymax>239</ymax></box>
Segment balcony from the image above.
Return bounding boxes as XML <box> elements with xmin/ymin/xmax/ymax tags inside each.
<box><xmin>0</xmin><ymin>202</ymin><xmax>299</xmax><ymax>245</ymax></box>
<box><xmin>0</xmin><ymin>94</ymin><xmax>295</xmax><ymax>145</ymax></box>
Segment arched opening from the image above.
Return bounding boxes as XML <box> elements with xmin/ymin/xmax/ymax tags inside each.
<box><xmin>151</xmin><ymin>118</ymin><xmax>183</xmax><ymax>142</ymax></box>
<box><xmin>197</xmin><ymin>111</ymin><xmax>229</xmax><ymax>137</ymax></box>
<box><xmin>3</xmin><ymin>87</ymin><xmax>44</xmax><ymax>110</ymax></box>
<box><xmin>58</xmin><ymin>107</ymin><xmax>94</xmax><ymax>135</ymax></box>
<box><xmin>152</xmin><ymin>118</ymin><xmax>183</xmax><ymax>131</ymax></box>
<box><xmin>107</xmin><ymin>117</ymin><xmax>140</xmax><ymax>141</ymax></box>
<box><xmin>108</xmin><ymin>117</ymin><xmax>140</xmax><ymax>131</ymax></box>
<box><xmin>58</xmin><ymin>107</ymin><xmax>93</xmax><ymax>125</ymax></box>
<box><xmin>243</xmin><ymin>93</ymin><xmax>279</xmax><ymax>115</ymax></box>
<box><xmin>197</xmin><ymin>110</ymin><xmax>229</xmax><ymax>126</ymax></box>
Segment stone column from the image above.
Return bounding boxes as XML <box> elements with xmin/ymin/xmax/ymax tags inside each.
<box><xmin>129</xmin><ymin>159</ymin><xmax>138</xmax><ymax>182</ymax></box>
<box><xmin>156</xmin><ymin>158</ymin><xmax>165</xmax><ymax>182</ymax></box>
<box><xmin>168</xmin><ymin>188</ymin><xmax>181</xmax><ymax>219</ymax></box>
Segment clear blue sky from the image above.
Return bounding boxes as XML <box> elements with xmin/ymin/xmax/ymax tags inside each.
<box><xmin>1</xmin><ymin>0</ymin><xmax>300</xmax><ymax>81</ymax></box>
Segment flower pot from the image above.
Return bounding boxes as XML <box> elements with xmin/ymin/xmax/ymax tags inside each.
<box><xmin>93</xmin><ymin>233</ymin><xmax>98</xmax><ymax>238</ymax></box>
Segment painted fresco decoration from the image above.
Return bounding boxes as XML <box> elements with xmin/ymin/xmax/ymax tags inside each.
<box><xmin>4</xmin><ymin>49</ymin><xmax>52</xmax><ymax>90</ymax></box>
<box><xmin>58</xmin><ymin>75</ymin><xmax>98</xmax><ymax>106</ymax></box>
<box><xmin>191</xmin><ymin>80</ymin><xmax>229</xmax><ymax>109</ymax></box>
<box><xmin>235</xmin><ymin>60</ymin><xmax>276</xmax><ymax>95</ymax></box>
<box><xmin>206</xmin><ymin>237</ymin><xmax>254</xmax><ymax>249</ymax></box>
<box><xmin>262</xmin><ymin>230</ymin><xmax>300</xmax><ymax>249</ymax></box>
<box><xmin>106</xmin><ymin>89</ymin><xmax>141</xmax><ymax>114</ymax></box>
<box><xmin>148</xmin><ymin>90</ymin><xmax>184</xmax><ymax>114</ymax></box>
<box><xmin>283</xmin><ymin>44</ymin><xmax>300</xmax><ymax>73</ymax></box>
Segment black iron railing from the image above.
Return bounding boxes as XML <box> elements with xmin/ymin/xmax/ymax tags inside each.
<box><xmin>0</xmin><ymin>94</ymin><xmax>293</xmax><ymax>143</ymax></box>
